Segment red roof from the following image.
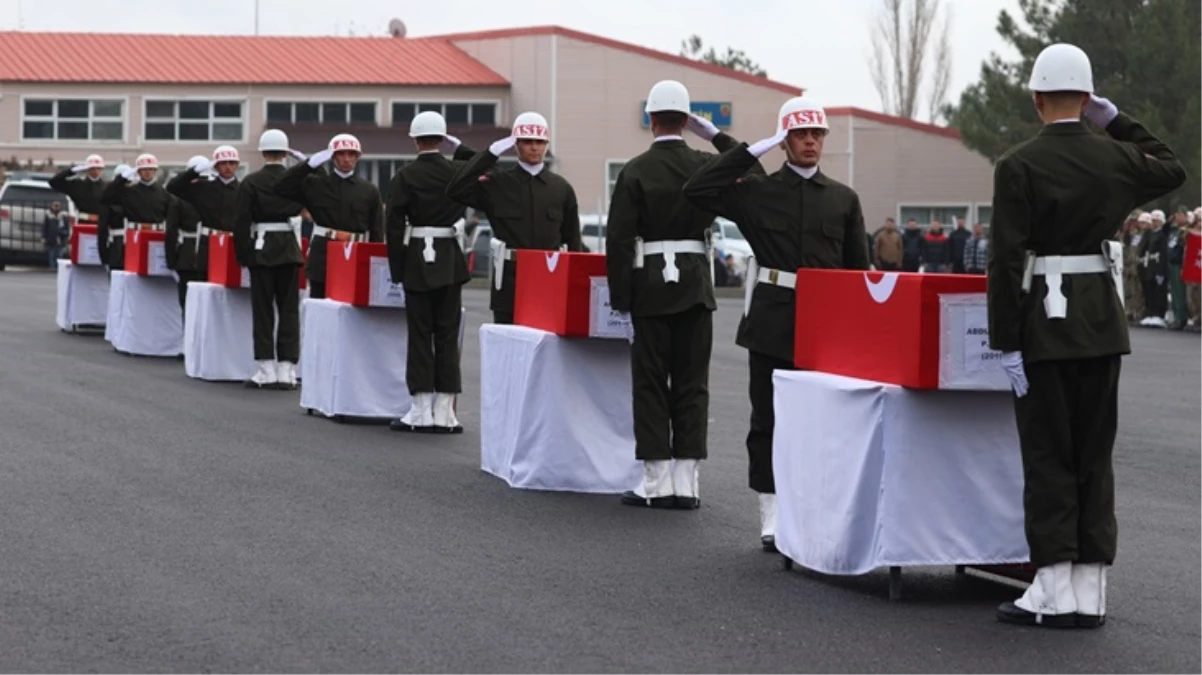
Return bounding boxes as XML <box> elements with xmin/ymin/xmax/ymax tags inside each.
<box><xmin>0</xmin><ymin>31</ymin><xmax>509</xmax><ymax>86</ymax></box>
<box><xmin>827</xmin><ymin>107</ymin><xmax>961</xmax><ymax>140</ymax></box>
<box><xmin>422</xmin><ymin>26</ymin><xmax>804</xmax><ymax>96</ymax></box>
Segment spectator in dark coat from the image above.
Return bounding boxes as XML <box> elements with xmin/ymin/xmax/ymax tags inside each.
<box><xmin>949</xmin><ymin>216</ymin><xmax>971</xmax><ymax>273</ymax></box>
<box><xmin>42</xmin><ymin>201</ymin><xmax>68</xmax><ymax>268</ymax></box>
<box><xmin>901</xmin><ymin>218</ymin><xmax>924</xmax><ymax>272</ymax></box>
<box><xmin>922</xmin><ymin>219</ymin><xmax>951</xmax><ymax>273</ymax></box>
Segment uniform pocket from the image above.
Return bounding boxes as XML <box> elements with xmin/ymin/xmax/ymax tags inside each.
<box><xmin>547</xmin><ymin>207</ymin><xmax>563</xmax><ymax>223</ymax></box>
<box><xmin>821</xmin><ymin>219</ymin><xmax>844</xmax><ymax>240</ymax></box>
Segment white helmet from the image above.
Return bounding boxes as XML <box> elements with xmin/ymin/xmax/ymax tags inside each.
<box><xmin>645</xmin><ymin>80</ymin><xmax>690</xmax><ymax>114</ymax></box>
<box><xmin>135</xmin><ymin>153</ymin><xmax>158</xmax><ymax>170</ymax></box>
<box><xmin>1028</xmin><ymin>43</ymin><xmax>1094</xmax><ymax>93</ymax></box>
<box><xmin>511</xmin><ymin>112</ymin><xmax>550</xmax><ymax>141</ymax></box>
<box><xmin>186</xmin><ymin>155</ymin><xmax>209</xmax><ymax>170</ymax></box>
<box><xmin>778</xmin><ymin>96</ymin><xmax>828</xmax><ymax>133</ymax></box>
<box><xmin>213</xmin><ymin>145</ymin><xmax>240</xmax><ymax>164</ymax></box>
<box><xmin>258</xmin><ymin>129</ymin><xmax>290</xmax><ymax>152</ymax></box>
<box><xmin>1150</xmin><ymin>209</ymin><xmax>1166</xmax><ymax>222</ymax></box>
<box><xmin>1137</xmin><ymin>212</ymin><xmax>1153</xmax><ymax>224</ymax></box>
<box><xmin>329</xmin><ymin>133</ymin><xmax>362</xmax><ymax>154</ymax></box>
<box><xmin>84</xmin><ymin>154</ymin><xmax>105</xmax><ymax>169</ymax></box>
<box><xmin>409</xmin><ymin>111</ymin><xmax>448</xmax><ymax>138</ymax></box>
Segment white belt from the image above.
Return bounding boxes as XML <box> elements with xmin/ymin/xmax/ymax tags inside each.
<box><xmin>178</xmin><ymin>223</ymin><xmax>203</xmax><ymax>253</ymax></box>
<box><xmin>1022</xmin><ymin>252</ymin><xmax>1113</xmax><ymax>319</ymax></box>
<box><xmin>489</xmin><ymin>238</ymin><xmax>512</xmax><ymax>291</ymax></box>
<box><xmin>742</xmin><ymin>257</ymin><xmax>796</xmax><ymax>316</ymax></box>
<box><xmin>124</xmin><ymin>219</ymin><xmax>164</xmax><ymax>231</ymax></box>
<box><xmin>312</xmin><ymin>224</ymin><xmax>368</xmax><ymax>243</ymax></box>
<box><xmin>77</xmin><ymin>212</ymin><xmax>99</xmax><ymax>223</ymax></box>
<box><xmin>108</xmin><ymin>228</ymin><xmax>125</xmax><ymax>242</ymax></box>
<box><xmin>252</xmin><ymin>220</ymin><xmax>300</xmax><ymax>251</ymax></box>
<box><xmin>404</xmin><ymin>218</ymin><xmax>465</xmax><ymax>263</ymax></box>
<box><xmin>634</xmin><ymin>238</ymin><xmax>708</xmax><ymax>283</ymax></box>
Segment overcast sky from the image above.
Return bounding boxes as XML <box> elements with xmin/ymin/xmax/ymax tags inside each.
<box><xmin>4</xmin><ymin>0</ymin><xmax>1023</xmax><ymax>117</ymax></box>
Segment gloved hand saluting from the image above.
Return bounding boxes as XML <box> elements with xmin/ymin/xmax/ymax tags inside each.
<box><xmin>307</xmin><ymin>149</ymin><xmax>334</xmax><ymax>169</ymax></box>
<box><xmin>747</xmin><ymin>128</ymin><xmax>789</xmax><ymax>159</ymax></box>
<box><xmin>686</xmin><ymin>113</ymin><xmax>720</xmax><ymax>141</ymax></box>
<box><xmin>289</xmin><ymin>149</ymin><xmax>307</xmax><ymax>162</ymax></box>
<box><xmin>1001</xmin><ymin>351</ymin><xmax>1029</xmax><ymax>398</ymax></box>
<box><xmin>442</xmin><ymin>135</ymin><xmax>462</xmax><ymax>151</ymax></box>
<box><xmin>489</xmin><ymin>136</ymin><xmax>517</xmax><ymax>157</ymax></box>
<box><xmin>70</xmin><ymin>165</ymin><xmax>88</xmax><ymax>174</ymax></box>
<box><xmin>1083</xmin><ymin>94</ymin><xmax>1118</xmax><ymax>129</ymax></box>
<box><xmin>120</xmin><ymin>166</ymin><xmax>138</xmax><ymax>181</ymax></box>
<box><xmin>193</xmin><ymin>159</ymin><xmax>215</xmax><ymax>175</ymax></box>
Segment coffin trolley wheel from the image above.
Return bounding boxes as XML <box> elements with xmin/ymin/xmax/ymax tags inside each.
<box><xmin>889</xmin><ymin>566</ymin><xmax>903</xmax><ymax>601</ymax></box>
<box><xmin>781</xmin><ymin>555</ymin><xmax>794</xmax><ymax>571</ymax></box>
<box><xmin>305</xmin><ymin>408</ymin><xmax>314</xmax><ymax>416</ymax></box>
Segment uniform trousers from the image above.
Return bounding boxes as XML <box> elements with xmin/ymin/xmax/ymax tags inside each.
<box><xmin>175</xmin><ymin>269</ymin><xmax>206</xmax><ymax>318</ymax></box>
<box><xmin>308</xmin><ymin>281</ymin><xmax>325</xmax><ymax>300</ymax></box>
<box><xmin>404</xmin><ymin>284</ymin><xmax>462</xmax><ymax>393</ymax></box>
<box><xmin>1142</xmin><ymin>275</ymin><xmax>1168</xmax><ymax>318</ymax></box>
<box><xmin>250</xmin><ymin>265</ymin><xmax>300</xmax><ymax>363</ymax></box>
<box><xmin>746</xmin><ymin>350</ymin><xmax>797</xmax><ymax>494</ymax></box>
<box><xmin>630</xmin><ymin>305</ymin><xmax>713</xmax><ymax>461</ymax></box>
<box><xmin>1014</xmin><ymin>355</ymin><xmax>1120</xmax><ymax>567</ymax></box>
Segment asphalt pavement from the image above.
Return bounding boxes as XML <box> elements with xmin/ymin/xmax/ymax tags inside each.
<box><xmin>0</xmin><ymin>269</ymin><xmax>1198</xmax><ymax>673</ymax></box>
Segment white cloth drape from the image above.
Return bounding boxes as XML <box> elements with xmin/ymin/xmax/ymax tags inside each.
<box><xmin>56</xmin><ymin>259</ymin><xmax>109</xmax><ymax>330</ymax></box>
<box><xmin>104</xmin><ymin>271</ymin><xmax>183</xmax><ymax>357</ymax></box>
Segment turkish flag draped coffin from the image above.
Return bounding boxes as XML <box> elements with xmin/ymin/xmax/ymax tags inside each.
<box><xmin>70</xmin><ymin>223</ymin><xmax>100</xmax><ymax>265</ymax></box>
<box><xmin>208</xmin><ymin>232</ymin><xmax>250</xmax><ymax>288</ymax></box>
<box><xmin>1183</xmin><ymin>231</ymin><xmax>1201</xmax><ymax>284</ymax></box>
<box><xmin>124</xmin><ymin>229</ymin><xmax>170</xmax><ymax>277</ymax></box>
<box><xmin>793</xmin><ymin>269</ymin><xmax>1008</xmax><ymax>391</ymax></box>
<box><xmin>325</xmin><ymin>241</ymin><xmax>404</xmax><ymax>308</ymax></box>
<box><xmin>514</xmin><ymin>250</ymin><xmax>608</xmax><ymax>337</ymax></box>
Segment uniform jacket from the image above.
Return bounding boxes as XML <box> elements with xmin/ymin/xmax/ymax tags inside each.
<box><xmin>48</xmin><ymin>168</ymin><xmax>107</xmax><ymax>220</ymax></box>
<box><xmin>445</xmin><ymin>151</ymin><xmax>583</xmax><ymax>313</ymax></box>
<box><xmin>164</xmin><ymin>195</ymin><xmax>205</xmax><ymax>271</ymax></box>
<box><xmin>385</xmin><ymin>145</ymin><xmax>477</xmax><ymax>291</ymax></box>
<box><xmin>683</xmin><ymin>146</ymin><xmax>871</xmax><ymax>362</ymax></box>
<box><xmin>273</xmin><ymin>163</ymin><xmax>384</xmax><ymax>284</ymax></box>
<box><xmin>234</xmin><ymin>163</ymin><xmax>306</xmax><ymax>268</ymax></box>
<box><xmin>986</xmin><ymin>114</ymin><xmax>1186</xmax><ymax>362</ymax></box>
<box><xmin>605</xmin><ymin>132</ymin><xmax>747</xmax><ymax>317</ymax></box>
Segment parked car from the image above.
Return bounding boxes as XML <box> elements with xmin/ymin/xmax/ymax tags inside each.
<box><xmin>712</xmin><ymin>217</ymin><xmax>752</xmax><ymax>274</ymax></box>
<box><xmin>0</xmin><ymin>179</ymin><xmax>77</xmax><ymax>269</ymax></box>
<box><xmin>467</xmin><ymin>224</ymin><xmax>493</xmax><ymax>279</ymax></box>
<box><xmin>580</xmin><ymin>214</ymin><xmax>607</xmax><ymax>253</ymax></box>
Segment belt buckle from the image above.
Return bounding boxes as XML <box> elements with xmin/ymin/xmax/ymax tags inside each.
<box><xmin>768</xmin><ymin>269</ymin><xmax>779</xmax><ymax>284</ymax></box>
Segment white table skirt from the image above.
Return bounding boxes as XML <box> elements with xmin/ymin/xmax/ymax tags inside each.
<box><xmin>299</xmin><ymin>298</ymin><xmax>465</xmax><ymax>419</ymax></box>
<box><xmin>479</xmin><ymin>324</ymin><xmax>642</xmax><ymax>494</ymax></box>
<box><xmin>104</xmin><ymin>271</ymin><xmax>183</xmax><ymax>357</ymax></box>
<box><xmin>56</xmin><ymin>259</ymin><xmax>109</xmax><ymax>331</ymax></box>
<box><xmin>772</xmin><ymin>370</ymin><xmax>1029</xmax><ymax>575</ymax></box>
<box><xmin>183</xmin><ymin>282</ymin><xmax>310</xmax><ymax>381</ymax></box>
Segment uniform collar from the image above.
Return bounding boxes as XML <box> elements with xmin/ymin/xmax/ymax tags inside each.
<box><xmin>218</xmin><ymin>175</ymin><xmax>237</xmax><ymax>186</ymax></box>
<box><xmin>333</xmin><ymin>168</ymin><xmax>356</xmax><ymax>181</ymax></box>
<box><xmin>418</xmin><ymin>150</ymin><xmax>442</xmax><ymax>157</ymax></box>
<box><xmin>654</xmin><ymin>135</ymin><xmax>684</xmax><ymax>142</ymax></box>
<box><xmin>1039</xmin><ymin>120</ymin><xmax>1090</xmax><ymax>136</ymax></box>
<box><xmin>780</xmin><ymin>162</ymin><xmax>826</xmax><ymax>186</ymax></box>
<box><xmin>518</xmin><ymin>161</ymin><xmax>546</xmax><ymax>179</ymax></box>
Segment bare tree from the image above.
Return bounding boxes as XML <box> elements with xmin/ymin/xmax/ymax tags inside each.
<box><xmin>867</xmin><ymin>0</ymin><xmax>954</xmax><ymax>122</ymax></box>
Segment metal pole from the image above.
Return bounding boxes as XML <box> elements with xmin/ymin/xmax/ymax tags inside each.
<box><xmin>254</xmin><ymin>0</ymin><xmax>260</xmax><ymax>35</ymax></box>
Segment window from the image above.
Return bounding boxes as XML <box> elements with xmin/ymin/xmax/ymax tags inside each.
<box><xmin>267</xmin><ymin>101</ymin><xmax>377</xmax><ymax>125</ymax></box>
<box><xmin>976</xmin><ymin>204</ymin><xmax>992</xmax><ymax>226</ymax></box>
<box><xmin>606</xmin><ymin>161</ymin><xmax>625</xmax><ymax>203</ymax></box>
<box><xmin>898</xmin><ymin>204</ymin><xmax>970</xmax><ymax>228</ymax></box>
<box><xmin>144</xmin><ymin>100</ymin><xmax>244</xmax><ymax>142</ymax></box>
<box><xmin>391</xmin><ymin>102</ymin><xmax>498</xmax><ymax>127</ymax></box>
<box><xmin>22</xmin><ymin>98</ymin><xmax>124</xmax><ymax>141</ymax></box>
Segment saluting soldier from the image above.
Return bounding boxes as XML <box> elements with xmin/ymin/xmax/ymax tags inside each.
<box><xmin>100</xmin><ymin>155</ymin><xmax>173</xmax><ymax>272</ymax></box>
<box><xmin>683</xmin><ymin>96</ymin><xmax>869</xmax><ymax>551</ymax></box>
<box><xmin>386</xmin><ymin>112</ymin><xmax>476</xmax><ymax>434</ymax></box>
<box><xmin>1136</xmin><ymin>209</ymin><xmax>1170</xmax><ymax>327</ymax></box>
<box><xmin>445</xmin><ymin>111</ymin><xmax>583</xmax><ymax>323</ymax></box>
<box><xmin>1122</xmin><ymin>212</ymin><xmax>1147</xmax><ymax>322</ymax></box>
<box><xmin>606</xmin><ymin>80</ymin><xmax>752</xmax><ymax>510</ymax></box>
<box><xmin>167</xmin><ymin>145</ymin><xmax>242</xmax><ymax>315</ymax></box>
<box><xmin>987</xmin><ymin>43</ymin><xmax>1185</xmax><ymax>628</ymax></box>
<box><xmin>163</xmin><ymin>155</ymin><xmax>210</xmax><ymax>315</ymax></box>
<box><xmin>48</xmin><ymin>154</ymin><xmax>108</xmax><ymax>230</ymax></box>
<box><xmin>96</xmin><ymin>163</ymin><xmax>130</xmax><ymax>271</ymax></box>
<box><xmin>274</xmin><ymin>133</ymin><xmax>384</xmax><ymax>299</ymax></box>
<box><xmin>233</xmin><ymin>129</ymin><xmax>308</xmax><ymax>390</ymax></box>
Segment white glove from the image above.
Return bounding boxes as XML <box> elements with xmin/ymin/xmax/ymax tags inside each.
<box><xmin>307</xmin><ymin>149</ymin><xmax>334</xmax><ymax>168</ymax></box>
<box><xmin>120</xmin><ymin>166</ymin><xmax>138</xmax><ymax>181</ymax></box>
<box><xmin>289</xmin><ymin>149</ymin><xmax>307</xmax><ymax>161</ymax></box>
<box><xmin>442</xmin><ymin>134</ymin><xmax>462</xmax><ymax>151</ymax></box>
<box><xmin>1156</xmin><ymin>274</ymin><xmax>1165</xmax><ymax>286</ymax></box>
<box><xmin>747</xmin><ymin>129</ymin><xmax>788</xmax><ymax>158</ymax></box>
<box><xmin>1001</xmin><ymin>351</ymin><xmax>1029</xmax><ymax>398</ymax></box>
<box><xmin>1084</xmin><ymin>94</ymin><xmax>1118</xmax><ymax>128</ymax></box>
<box><xmin>687</xmin><ymin>114</ymin><xmax>720</xmax><ymax>141</ymax></box>
<box><xmin>489</xmin><ymin>136</ymin><xmax>517</xmax><ymax>157</ymax></box>
<box><xmin>193</xmin><ymin>159</ymin><xmax>215</xmax><ymax>175</ymax></box>
<box><xmin>70</xmin><ymin>165</ymin><xmax>88</xmax><ymax>173</ymax></box>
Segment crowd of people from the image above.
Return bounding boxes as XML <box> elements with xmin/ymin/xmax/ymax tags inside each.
<box><xmin>1119</xmin><ymin>207</ymin><xmax>1201</xmax><ymax>330</ymax></box>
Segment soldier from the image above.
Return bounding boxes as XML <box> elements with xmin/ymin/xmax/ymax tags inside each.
<box><xmin>385</xmin><ymin>112</ymin><xmax>477</xmax><ymax>433</ymax></box>
<box><xmin>48</xmin><ymin>154</ymin><xmax>107</xmax><ymax>230</ymax></box>
<box><xmin>606</xmin><ymin>80</ymin><xmax>752</xmax><ymax>510</ymax></box>
<box><xmin>163</xmin><ymin>155</ymin><xmax>210</xmax><ymax>316</ymax></box>
<box><xmin>445</xmin><ymin>111</ymin><xmax>583</xmax><ymax>323</ymax></box>
<box><xmin>987</xmin><ymin>44</ymin><xmax>1185</xmax><ymax>628</ymax></box>
<box><xmin>274</xmin><ymin>133</ymin><xmax>384</xmax><ymax>299</ymax></box>
<box><xmin>100</xmin><ymin>155</ymin><xmax>173</xmax><ymax>272</ymax></box>
<box><xmin>167</xmin><ymin>145</ymin><xmax>242</xmax><ymax>318</ymax></box>
<box><xmin>1122</xmin><ymin>212</ymin><xmax>1147</xmax><ymax>322</ymax></box>
<box><xmin>97</xmin><ymin>163</ymin><xmax>130</xmax><ymax>272</ymax></box>
<box><xmin>233</xmin><ymin>129</ymin><xmax>308</xmax><ymax>390</ymax></box>
<box><xmin>683</xmin><ymin>96</ymin><xmax>869</xmax><ymax>550</ymax></box>
<box><xmin>1137</xmin><ymin>209</ymin><xmax>1170</xmax><ymax>327</ymax></box>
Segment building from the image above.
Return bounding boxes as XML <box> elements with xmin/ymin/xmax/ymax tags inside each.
<box><xmin>0</xmin><ymin>26</ymin><xmax>993</xmax><ymax>228</ymax></box>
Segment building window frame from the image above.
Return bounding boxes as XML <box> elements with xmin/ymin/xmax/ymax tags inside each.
<box><xmin>262</xmin><ymin>98</ymin><xmax>381</xmax><ymax>126</ymax></box>
<box><xmin>896</xmin><ymin>201</ymin><xmax>973</xmax><ymax>228</ymax></box>
<box><xmin>604</xmin><ymin>159</ymin><xmax>627</xmax><ymax>211</ymax></box>
<box><xmin>974</xmin><ymin>203</ymin><xmax>993</xmax><ymax>228</ymax></box>
<box><xmin>19</xmin><ymin>95</ymin><xmax>129</xmax><ymax>143</ymax></box>
<box><xmin>143</xmin><ymin>97</ymin><xmax>248</xmax><ymax>144</ymax></box>
<box><xmin>387</xmin><ymin>98</ymin><xmax>504</xmax><ymax>128</ymax></box>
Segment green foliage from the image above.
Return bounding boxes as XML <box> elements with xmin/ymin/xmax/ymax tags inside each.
<box><xmin>679</xmin><ymin>34</ymin><xmax>768</xmax><ymax>78</ymax></box>
<box><xmin>946</xmin><ymin>0</ymin><xmax>1201</xmax><ymax>208</ymax></box>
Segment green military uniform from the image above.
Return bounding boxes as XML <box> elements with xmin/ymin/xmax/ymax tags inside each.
<box><xmin>683</xmin><ymin>148</ymin><xmax>869</xmax><ymax>496</ymax></box>
<box><xmin>167</xmin><ymin>169</ymin><xmax>240</xmax><ymax>314</ymax></box>
<box><xmin>274</xmin><ymin>162</ymin><xmax>384</xmax><ymax>298</ymax></box>
<box><xmin>233</xmin><ymin>163</ymin><xmax>306</xmax><ymax>367</ymax></box>
<box><xmin>445</xmin><ymin>151</ymin><xmax>583</xmax><ymax>323</ymax></box>
<box><xmin>97</xmin><ymin>201</ymin><xmax>125</xmax><ymax>271</ymax></box>
<box><xmin>163</xmin><ymin>195</ymin><xmax>204</xmax><ymax>312</ymax></box>
<box><xmin>1166</xmin><ymin>223</ymin><xmax>1188</xmax><ymax>329</ymax></box>
<box><xmin>1136</xmin><ymin>222</ymin><xmax>1170</xmax><ymax>321</ymax></box>
<box><xmin>48</xmin><ymin>167</ymin><xmax>107</xmax><ymax>226</ymax></box>
<box><xmin>1122</xmin><ymin>227</ymin><xmax>1145</xmax><ymax>321</ymax></box>
<box><xmin>386</xmin><ymin>144</ymin><xmax>476</xmax><ymax>415</ymax></box>
<box><xmin>605</xmin><ymin>132</ymin><xmax>742</xmax><ymax>479</ymax></box>
<box><xmin>100</xmin><ymin>175</ymin><xmax>173</xmax><ymax>272</ymax></box>
<box><xmin>987</xmin><ymin>113</ymin><xmax>1185</xmax><ymax>571</ymax></box>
